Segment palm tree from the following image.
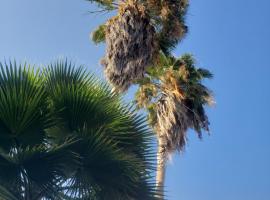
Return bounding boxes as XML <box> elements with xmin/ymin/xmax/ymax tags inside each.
<box><xmin>0</xmin><ymin>60</ymin><xmax>157</xmax><ymax>199</ymax></box>
<box><xmin>87</xmin><ymin>0</ymin><xmax>214</xmax><ymax>198</ymax></box>
<box><xmin>135</xmin><ymin>53</ymin><xmax>214</xmax><ymax>198</ymax></box>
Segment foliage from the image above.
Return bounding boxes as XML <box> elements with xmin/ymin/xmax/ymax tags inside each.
<box><xmin>0</xmin><ymin>61</ymin><xmax>158</xmax><ymax>200</ymax></box>
<box><xmin>100</xmin><ymin>1</ymin><xmax>157</xmax><ymax>92</ymax></box>
<box><xmin>135</xmin><ymin>53</ymin><xmax>214</xmax><ymax>154</ymax></box>
<box><xmin>86</xmin><ymin>0</ymin><xmax>214</xmax><ymax>198</ymax></box>
<box><xmin>87</xmin><ymin>0</ymin><xmax>189</xmax><ymax>91</ymax></box>
<box><xmin>86</xmin><ymin>0</ymin><xmax>116</xmax><ymax>10</ymax></box>
<box><xmin>92</xmin><ymin>25</ymin><xmax>106</xmax><ymax>44</ymax></box>
<box><xmin>89</xmin><ymin>0</ymin><xmax>189</xmax><ymax>55</ymax></box>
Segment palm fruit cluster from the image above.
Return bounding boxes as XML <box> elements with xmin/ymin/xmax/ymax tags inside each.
<box><xmin>101</xmin><ymin>0</ymin><xmax>156</xmax><ymax>92</ymax></box>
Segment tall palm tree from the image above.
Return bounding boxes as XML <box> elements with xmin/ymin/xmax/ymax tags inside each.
<box><xmin>0</xmin><ymin>60</ymin><xmax>158</xmax><ymax>199</ymax></box>
<box><xmin>87</xmin><ymin>0</ymin><xmax>214</xmax><ymax>198</ymax></box>
<box><xmin>135</xmin><ymin>53</ymin><xmax>214</xmax><ymax>198</ymax></box>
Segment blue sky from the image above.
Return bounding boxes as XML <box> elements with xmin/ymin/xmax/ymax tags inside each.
<box><xmin>0</xmin><ymin>0</ymin><xmax>269</xmax><ymax>199</ymax></box>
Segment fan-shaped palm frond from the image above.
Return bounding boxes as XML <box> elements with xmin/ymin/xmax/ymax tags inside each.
<box><xmin>0</xmin><ymin>62</ymin><xmax>77</xmax><ymax>199</ymax></box>
<box><xmin>45</xmin><ymin>60</ymin><xmax>157</xmax><ymax>199</ymax></box>
<box><xmin>0</xmin><ymin>60</ymin><xmax>158</xmax><ymax>200</ymax></box>
<box><xmin>0</xmin><ymin>62</ymin><xmax>51</xmax><ymax>150</ymax></box>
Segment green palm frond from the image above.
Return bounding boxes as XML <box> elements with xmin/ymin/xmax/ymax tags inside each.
<box><xmin>91</xmin><ymin>24</ymin><xmax>106</xmax><ymax>44</ymax></box>
<box><xmin>0</xmin><ymin>60</ymin><xmax>158</xmax><ymax>199</ymax></box>
<box><xmin>0</xmin><ymin>148</ymin><xmax>21</xmax><ymax>196</ymax></box>
<box><xmin>0</xmin><ymin>139</ymin><xmax>79</xmax><ymax>200</ymax></box>
<box><xmin>0</xmin><ymin>62</ymin><xmax>52</xmax><ymax>150</ymax></box>
<box><xmin>44</xmin><ymin>60</ymin><xmax>157</xmax><ymax>199</ymax></box>
<box><xmin>45</xmin><ymin>60</ymin><xmax>90</xmax><ymax>88</ymax></box>
<box><xmin>61</xmin><ymin>128</ymin><xmax>142</xmax><ymax>199</ymax></box>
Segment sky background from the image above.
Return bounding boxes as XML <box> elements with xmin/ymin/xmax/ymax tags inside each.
<box><xmin>0</xmin><ymin>0</ymin><xmax>269</xmax><ymax>199</ymax></box>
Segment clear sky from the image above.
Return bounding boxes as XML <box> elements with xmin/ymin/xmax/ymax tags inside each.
<box><xmin>0</xmin><ymin>0</ymin><xmax>269</xmax><ymax>200</ymax></box>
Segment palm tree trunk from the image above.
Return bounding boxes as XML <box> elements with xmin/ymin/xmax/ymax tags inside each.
<box><xmin>156</xmin><ymin>136</ymin><xmax>166</xmax><ymax>200</ymax></box>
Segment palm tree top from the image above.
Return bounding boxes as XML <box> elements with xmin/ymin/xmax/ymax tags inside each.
<box><xmin>135</xmin><ymin>53</ymin><xmax>214</xmax><ymax>154</ymax></box>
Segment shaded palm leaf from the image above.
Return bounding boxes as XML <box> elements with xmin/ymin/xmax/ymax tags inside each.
<box><xmin>0</xmin><ymin>62</ymin><xmax>51</xmax><ymax>150</ymax></box>
<box><xmin>44</xmin><ymin>60</ymin><xmax>158</xmax><ymax>199</ymax></box>
<box><xmin>0</xmin><ymin>60</ymin><xmax>158</xmax><ymax>199</ymax></box>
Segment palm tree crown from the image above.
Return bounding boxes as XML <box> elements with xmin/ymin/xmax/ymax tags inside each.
<box><xmin>0</xmin><ymin>60</ymin><xmax>158</xmax><ymax>200</ymax></box>
<box><xmin>136</xmin><ymin>53</ymin><xmax>214</xmax><ymax>155</ymax></box>
<box><xmin>134</xmin><ymin>53</ymin><xmax>214</xmax><ymax>199</ymax></box>
<box><xmin>89</xmin><ymin>0</ymin><xmax>189</xmax><ymax>91</ymax></box>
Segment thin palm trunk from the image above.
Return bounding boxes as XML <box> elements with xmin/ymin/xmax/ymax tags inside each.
<box><xmin>156</xmin><ymin>136</ymin><xmax>166</xmax><ymax>200</ymax></box>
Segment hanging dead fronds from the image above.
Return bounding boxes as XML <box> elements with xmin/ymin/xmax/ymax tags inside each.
<box><xmin>101</xmin><ymin>0</ymin><xmax>157</xmax><ymax>92</ymax></box>
<box><xmin>149</xmin><ymin>54</ymin><xmax>212</xmax><ymax>156</ymax></box>
<box><xmin>158</xmin><ymin>0</ymin><xmax>189</xmax><ymax>54</ymax></box>
<box><xmin>156</xmin><ymin>93</ymin><xmax>190</xmax><ymax>154</ymax></box>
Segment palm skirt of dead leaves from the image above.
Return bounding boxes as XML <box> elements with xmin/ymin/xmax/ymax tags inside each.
<box><xmin>95</xmin><ymin>0</ymin><xmax>189</xmax><ymax>92</ymax></box>
<box><xmin>135</xmin><ymin>55</ymin><xmax>214</xmax><ymax>158</ymax></box>
<box><xmin>101</xmin><ymin>1</ymin><xmax>157</xmax><ymax>92</ymax></box>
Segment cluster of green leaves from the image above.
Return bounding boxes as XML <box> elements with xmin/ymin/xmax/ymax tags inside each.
<box><xmin>92</xmin><ymin>25</ymin><xmax>106</xmax><ymax>45</ymax></box>
<box><xmin>0</xmin><ymin>61</ymin><xmax>158</xmax><ymax>200</ymax></box>
<box><xmin>135</xmin><ymin>53</ymin><xmax>213</xmax><ymax>131</ymax></box>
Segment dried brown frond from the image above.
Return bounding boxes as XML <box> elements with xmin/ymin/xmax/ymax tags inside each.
<box><xmin>156</xmin><ymin>93</ymin><xmax>190</xmax><ymax>154</ymax></box>
<box><xmin>178</xmin><ymin>63</ymin><xmax>189</xmax><ymax>81</ymax></box>
<box><xmin>161</xmin><ymin>68</ymin><xmax>185</xmax><ymax>99</ymax></box>
<box><xmin>102</xmin><ymin>0</ymin><xmax>157</xmax><ymax>92</ymax></box>
<box><xmin>154</xmin><ymin>58</ymin><xmax>212</xmax><ymax>156</ymax></box>
<box><xmin>160</xmin><ymin>4</ymin><xmax>170</xmax><ymax>19</ymax></box>
<box><xmin>136</xmin><ymin>83</ymin><xmax>158</xmax><ymax>108</ymax></box>
<box><xmin>204</xmin><ymin>95</ymin><xmax>215</xmax><ymax>106</ymax></box>
<box><xmin>160</xmin><ymin>0</ymin><xmax>189</xmax><ymax>43</ymax></box>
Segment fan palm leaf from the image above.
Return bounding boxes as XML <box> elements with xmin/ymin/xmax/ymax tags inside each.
<box><xmin>0</xmin><ymin>60</ymin><xmax>158</xmax><ymax>199</ymax></box>
<box><xmin>45</xmin><ymin>60</ymin><xmax>158</xmax><ymax>199</ymax></box>
<box><xmin>0</xmin><ymin>62</ymin><xmax>51</xmax><ymax>150</ymax></box>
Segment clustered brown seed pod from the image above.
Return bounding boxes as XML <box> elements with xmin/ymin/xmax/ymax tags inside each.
<box><xmin>101</xmin><ymin>0</ymin><xmax>157</xmax><ymax>92</ymax></box>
